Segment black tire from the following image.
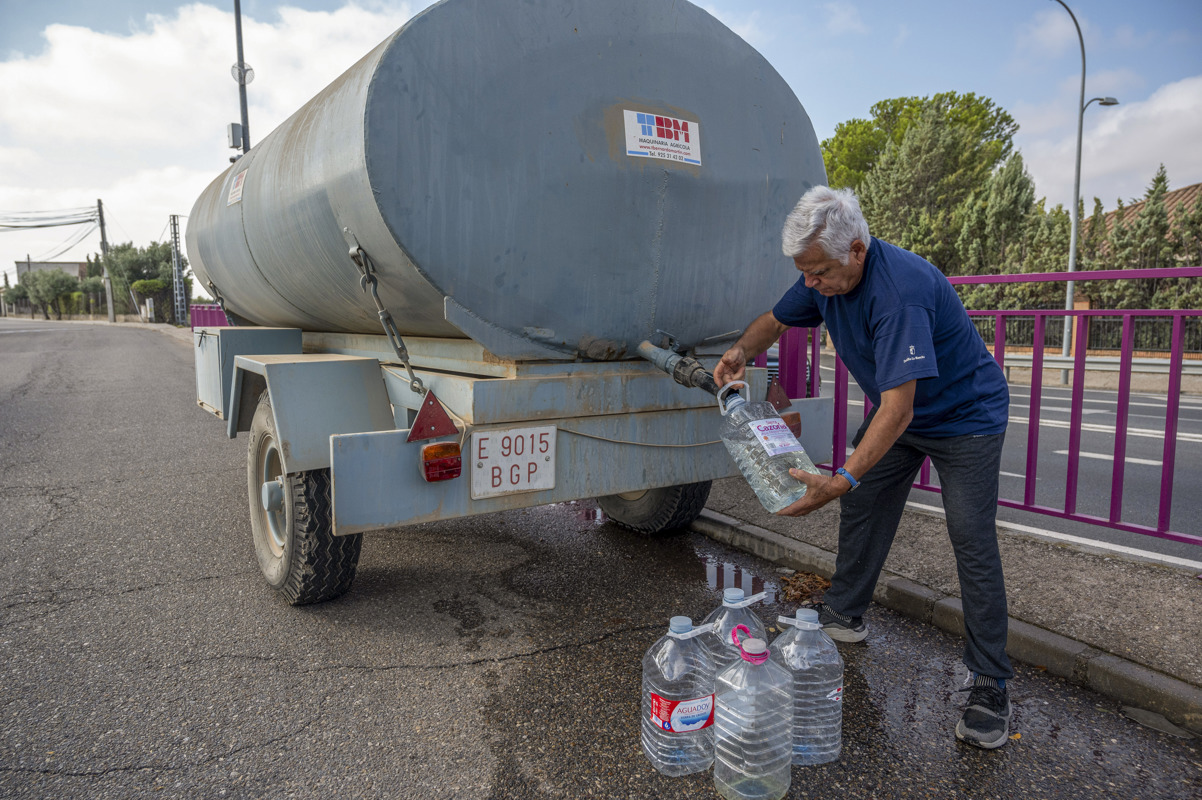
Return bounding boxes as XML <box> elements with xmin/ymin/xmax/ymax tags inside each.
<box><xmin>247</xmin><ymin>393</ymin><xmax>362</xmax><ymax>605</ymax></box>
<box><xmin>596</xmin><ymin>481</ymin><xmax>712</xmax><ymax>535</ymax></box>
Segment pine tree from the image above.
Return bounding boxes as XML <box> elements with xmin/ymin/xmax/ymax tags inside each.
<box><xmin>1134</xmin><ymin>164</ymin><xmax>1175</xmax><ymax>271</ymax></box>
<box><xmin>859</xmin><ymin>107</ymin><xmax>987</xmax><ymax>273</ymax></box>
<box><xmin>984</xmin><ymin>153</ymin><xmax>1036</xmax><ymax>269</ymax></box>
<box><xmin>1173</xmin><ymin>190</ymin><xmax>1202</xmax><ymax>268</ymax></box>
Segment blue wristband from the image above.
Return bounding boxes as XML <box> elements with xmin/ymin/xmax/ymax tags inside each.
<box><xmin>835</xmin><ymin>467</ymin><xmax>859</xmax><ymax>492</ymax></box>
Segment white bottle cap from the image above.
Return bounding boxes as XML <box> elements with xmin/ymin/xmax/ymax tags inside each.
<box><xmin>742</xmin><ymin>638</ymin><xmax>767</xmax><ymax>655</ymax></box>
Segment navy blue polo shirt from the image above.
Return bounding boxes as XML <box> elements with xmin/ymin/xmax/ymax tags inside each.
<box><xmin>772</xmin><ymin>238</ymin><xmax>1008</xmax><ymax>437</ymax></box>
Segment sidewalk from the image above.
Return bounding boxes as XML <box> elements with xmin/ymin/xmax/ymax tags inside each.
<box><xmin>695</xmin><ymin>476</ymin><xmax>1202</xmax><ymax>737</ymax></box>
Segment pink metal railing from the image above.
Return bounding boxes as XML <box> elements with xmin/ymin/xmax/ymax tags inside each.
<box><xmin>775</xmin><ymin>266</ymin><xmax>1202</xmax><ymax>548</ymax></box>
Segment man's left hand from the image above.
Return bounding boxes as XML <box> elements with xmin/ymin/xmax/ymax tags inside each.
<box><xmin>774</xmin><ymin>469</ymin><xmax>849</xmax><ymax>516</ymax></box>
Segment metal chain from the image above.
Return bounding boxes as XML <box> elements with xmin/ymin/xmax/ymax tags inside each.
<box><xmin>349</xmin><ymin>244</ymin><xmax>425</xmax><ymax>394</ymax></box>
<box><xmin>207</xmin><ymin>280</ymin><xmax>236</xmax><ymax>326</ymax></box>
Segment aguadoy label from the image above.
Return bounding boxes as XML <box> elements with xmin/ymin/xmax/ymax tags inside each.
<box><xmin>649</xmin><ymin>693</ymin><xmax>715</xmax><ymax>733</ymax></box>
<box><xmin>747</xmin><ymin>417</ymin><xmax>806</xmax><ymax>457</ymax></box>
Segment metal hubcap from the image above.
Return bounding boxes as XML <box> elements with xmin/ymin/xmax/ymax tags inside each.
<box><xmin>258</xmin><ymin>439</ymin><xmax>286</xmax><ymax>556</ymax></box>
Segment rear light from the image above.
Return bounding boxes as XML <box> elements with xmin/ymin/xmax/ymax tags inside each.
<box><xmin>420</xmin><ymin>442</ymin><xmax>462</xmax><ymax>482</ymax></box>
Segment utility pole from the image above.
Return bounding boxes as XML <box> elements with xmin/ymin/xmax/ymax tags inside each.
<box><xmin>170</xmin><ymin>215</ymin><xmax>187</xmax><ymax>325</ymax></box>
<box><xmin>97</xmin><ymin>199</ymin><xmax>116</xmax><ymax>323</ymax></box>
<box><xmin>234</xmin><ymin>0</ymin><xmax>251</xmax><ymax>154</ymax></box>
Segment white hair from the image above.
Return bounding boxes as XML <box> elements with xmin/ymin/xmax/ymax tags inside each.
<box><xmin>780</xmin><ymin>186</ymin><xmax>870</xmax><ymax>264</ymax></box>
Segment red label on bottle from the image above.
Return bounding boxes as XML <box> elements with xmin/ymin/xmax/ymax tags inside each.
<box><xmin>648</xmin><ymin>692</ymin><xmax>715</xmax><ymax>733</ymax></box>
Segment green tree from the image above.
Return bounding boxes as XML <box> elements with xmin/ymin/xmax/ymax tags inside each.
<box><xmin>859</xmin><ymin>106</ymin><xmax>993</xmax><ymax>272</ymax></box>
<box><xmin>1173</xmin><ymin>190</ymin><xmax>1202</xmax><ymax>264</ymax></box>
<box><xmin>7</xmin><ymin>281</ymin><xmax>29</xmax><ymax>315</ymax></box>
<box><xmin>100</xmin><ymin>241</ymin><xmax>188</xmax><ymax>318</ymax></box>
<box><xmin>822</xmin><ymin>117</ymin><xmax>888</xmax><ymax>191</ymax></box>
<box><xmin>20</xmin><ymin>270</ymin><xmax>80</xmax><ymax>320</ymax></box>
<box><xmin>821</xmin><ymin>91</ymin><xmax>1017</xmax><ymax>192</ymax></box>
<box><xmin>80</xmin><ymin>276</ymin><xmax>106</xmax><ymax>315</ymax></box>
<box><xmin>1133</xmin><ymin>165</ymin><xmax>1176</xmax><ymax>271</ymax></box>
<box><xmin>1079</xmin><ymin>197</ymin><xmax>1108</xmax><ymax>271</ymax></box>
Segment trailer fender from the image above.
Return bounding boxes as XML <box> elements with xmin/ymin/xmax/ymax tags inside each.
<box><xmin>229</xmin><ymin>354</ymin><xmax>395</xmax><ymax>474</ymax></box>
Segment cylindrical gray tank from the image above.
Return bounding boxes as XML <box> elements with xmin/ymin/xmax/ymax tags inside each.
<box><xmin>186</xmin><ymin>0</ymin><xmax>825</xmax><ymax>360</ymax></box>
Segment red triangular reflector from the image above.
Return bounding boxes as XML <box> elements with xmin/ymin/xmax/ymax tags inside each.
<box><xmin>766</xmin><ymin>377</ymin><xmax>791</xmax><ymax>411</ymax></box>
<box><xmin>406</xmin><ymin>390</ymin><xmax>459</xmax><ymax>443</ymax></box>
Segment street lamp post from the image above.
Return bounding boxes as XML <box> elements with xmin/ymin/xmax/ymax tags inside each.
<box><xmin>1052</xmin><ymin>0</ymin><xmax>1118</xmax><ymax>381</ymax></box>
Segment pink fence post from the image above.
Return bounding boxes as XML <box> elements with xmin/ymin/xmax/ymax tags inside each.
<box><xmin>809</xmin><ymin>327</ymin><xmax>821</xmax><ymax>398</ymax></box>
<box><xmin>1159</xmin><ymin>316</ymin><xmax>1185</xmax><ymax>533</ymax></box>
<box><xmin>778</xmin><ymin>327</ymin><xmax>805</xmax><ymax>398</ymax></box>
<box><xmin>1108</xmin><ymin>314</ymin><xmax>1135</xmax><ymax>523</ymax></box>
<box><xmin>1063</xmin><ymin>312</ymin><xmax>1089</xmax><ymax>515</ymax></box>
<box><xmin>1024</xmin><ymin>315</ymin><xmax>1046</xmax><ymax>507</ymax></box>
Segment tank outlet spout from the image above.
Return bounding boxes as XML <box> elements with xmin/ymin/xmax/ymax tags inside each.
<box><xmin>636</xmin><ymin>340</ymin><xmax>721</xmax><ymax>397</ymax></box>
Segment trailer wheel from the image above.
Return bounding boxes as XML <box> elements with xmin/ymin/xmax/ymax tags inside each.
<box><xmin>596</xmin><ymin>481</ymin><xmax>712</xmax><ymax>535</ymax></box>
<box><xmin>247</xmin><ymin>392</ymin><xmax>362</xmax><ymax>605</ymax></box>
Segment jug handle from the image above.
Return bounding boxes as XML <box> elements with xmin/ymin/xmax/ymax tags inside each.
<box><xmin>717</xmin><ymin>380</ymin><xmax>748</xmax><ymax>415</ymax></box>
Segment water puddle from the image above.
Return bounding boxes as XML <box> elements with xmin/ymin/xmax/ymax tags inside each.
<box><xmin>696</xmin><ymin>552</ymin><xmax>779</xmax><ymax>603</ymax></box>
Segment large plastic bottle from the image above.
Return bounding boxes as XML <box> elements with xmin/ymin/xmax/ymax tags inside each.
<box><xmin>713</xmin><ymin>627</ymin><xmax>794</xmax><ymax>800</ymax></box>
<box><xmin>769</xmin><ymin>608</ymin><xmax>844</xmax><ymax>765</ymax></box>
<box><xmin>701</xmin><ymin>588</ymin><xmax>769</xmax><ymax>674</ymax></box>
<box><xmin>641</xmin><ymin>616</ymin><xmax>718</xmax><ymax>776</ymax></box>
<box><xmin>717</xmin><ymin>381</ymin><xmax>822</xmax><ymax>513</ymax></box>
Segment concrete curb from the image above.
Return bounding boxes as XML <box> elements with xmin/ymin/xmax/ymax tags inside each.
<box><xmin>691</xmin><ymin>509</ymin><xmax>1202</xmax><ymax>736</ymax></box>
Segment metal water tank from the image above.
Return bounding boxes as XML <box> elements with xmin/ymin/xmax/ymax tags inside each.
<box><xmin>186</xmin><ymin>0</ymin><xmax>825</xmax><ymax>360</ymax></box>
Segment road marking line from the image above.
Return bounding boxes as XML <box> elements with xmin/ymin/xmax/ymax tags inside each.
<box><xmin>1008</xmin><ymin>416</ymin><xmax>1202</xmax><ymax>443</ymax></box>
<box><xmin>1053</xmin><ymin>450</ymin><xmax>1162</xmax><ymax>466</ymax></box>
<box><xmin>905</xmin><ymin>501</ymin><xmax>1202</xmax><ymax>571</ymax></box>
<box><xmin>999</xmin><ymin>471</ymin><xmax>1027</xmax><ymax>478</ymax></box>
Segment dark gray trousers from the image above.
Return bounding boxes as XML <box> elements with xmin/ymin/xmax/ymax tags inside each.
<box><xmin>824</xmin><ymin>412</ymin><xmax>1014</xmax><ymax>680</ymax></box>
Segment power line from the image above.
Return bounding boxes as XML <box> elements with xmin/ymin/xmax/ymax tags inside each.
<box><xmin>35</xmin><ymin>222</ymin><xmax>99</xmax><ymax>261</ymax></box>
<box><xmin>0</xmin><ymin>206</ymin><xmax>99</xmax><ymax>231</ymax></box>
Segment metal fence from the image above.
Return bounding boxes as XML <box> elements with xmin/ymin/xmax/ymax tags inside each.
<box><xmin>775</xmin><ymin>266</ymin><xmax>1202</xmax><ymax>549</ymax></box>
<box><xmin>972</xmin><ymin>314</ymin><xmax>1202</xmax><ymax>354</ymax></box>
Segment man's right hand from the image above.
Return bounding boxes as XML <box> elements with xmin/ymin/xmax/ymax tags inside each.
<box><xmin>713</xmin><ymin>345</ymin><xmax>747</xmax><ymax>387</ymax></box>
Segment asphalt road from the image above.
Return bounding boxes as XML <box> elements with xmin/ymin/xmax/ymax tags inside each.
<box><xmin>2</xmin><ymin>319</ymin><xmax>1200</xmax><ymax>799</ymax></box>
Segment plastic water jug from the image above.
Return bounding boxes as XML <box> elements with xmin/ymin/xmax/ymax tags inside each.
<box><xmin>641</xmin><ymin>616</ymin><xmax>717</xmax><ymax>776</ymax></box>
<box><xmin>714</xmin><ymin>626</ymin><xmax>794</xmax><ymax>800</ymax></box>
<box><xmin>769</xmin><ymin>609</ymin><xmax>844</xmax><ymax>765</ymax></box>
<box><xmin>718</xmin><ymin>381</ymin><xmax>821</xmax><ymax>512</ymax></box>
<box><xmin>702</xmin><ymin>588</ymin><xmax>769</xmax><ymax>673</ymax></box>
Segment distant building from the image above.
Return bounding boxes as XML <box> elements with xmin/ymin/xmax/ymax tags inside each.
<box><xmin>14</xmin><ymin>260</ymin><xmax>88</xmax><ymax>281</ymax></box>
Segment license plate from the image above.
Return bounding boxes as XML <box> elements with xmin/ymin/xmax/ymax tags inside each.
<box><xmin>470</xmin><ymin>425</ymin><xmax>557</xmax><ymax>500</ymax></box>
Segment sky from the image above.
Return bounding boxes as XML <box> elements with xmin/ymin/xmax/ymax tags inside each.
<box><xmin>1</xmin><ymin>0</ymin><xmax>1200</xmax><ymax>292</ymax></box>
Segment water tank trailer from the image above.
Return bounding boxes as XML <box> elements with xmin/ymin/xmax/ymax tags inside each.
<box><xmin>189</xmin><ymin>0</ymin><xmax>833</xmax><ymax>604</ymax></box>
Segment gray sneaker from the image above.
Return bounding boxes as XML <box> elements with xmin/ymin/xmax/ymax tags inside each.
<box><xmin>955</xmin><ymin>675</ymin><xmax>1013</xmax><ymax>749</ymax></box>
<box><xmin>810</xmin><ymin>602</ymin><xmax>868</xmax><ymax>643</ymax></box>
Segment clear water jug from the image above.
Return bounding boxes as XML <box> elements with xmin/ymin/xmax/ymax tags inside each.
<box><xmin>769</xmin><ymin>609</ymin><xmax>844</xmax><ymax>765</ymax></box>
<box><xmin>702</xmin><ymin>588</ymin><xmax>769</xmax><ymax>674</ymax></box>
<box><xmin>641</xmin><ymin>616</ymin><xmax>717</xmax><ymax>776</ymax></box>
<box><xmin>714</xmin><ymin>627</ymin><xmax>794</xmax><ymax>800</ymax></box>
<box><xmin>718</xmin><ymin>381</ymin><xmax>821</xmax><ymax>512</ymax></box>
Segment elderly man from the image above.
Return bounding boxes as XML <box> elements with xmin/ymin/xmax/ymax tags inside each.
<box><xmin>713</xmin><ymin>185</ymin><xmax>1013</xmax><ymax>750</ymax></box>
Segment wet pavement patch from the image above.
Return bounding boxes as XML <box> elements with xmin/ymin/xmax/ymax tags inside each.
<box><xmin>473</xmin><ymin>502</ymin><xmax>1202</xmax><ymax>799</ymax></box>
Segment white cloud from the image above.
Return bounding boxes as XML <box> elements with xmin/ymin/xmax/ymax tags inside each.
<box><xmin>823</xmin><ymin>2</ymin><xmax>867</xmax><ymax>36</ymax></box>
<box><xmin>702</xmin><ymin>6</ymin><xmax>771</xmax><ymax>49</ymax></box>
<box><xmin>0</xmin><ymin>1</ymin><xmax>418</xmax><ymax>285</ymax></box>
<box><xmin>1016</xmin><ymin>6</ymin><xmax>1086</xmax><ymax>61</ymax></box>
<box><xmin>1010</xmin><ymin>67</ymin><xmax>1144</xmax><ymax>138</ymax></box>
<box><xmin>1019</xmin><ymin>75</ymin><xmax>1202</xmax><ymax>211</ymax></box>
